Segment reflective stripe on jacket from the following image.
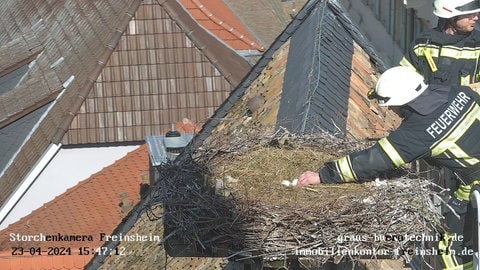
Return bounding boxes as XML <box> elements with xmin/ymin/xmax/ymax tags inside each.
<box><xmin>320</xmin><ymin>85</ymin><xmax>480</xmax><ymax>184</ymax></box>
<box><xmin>400</xmin><ymin>28</ymin><xmax>480</xmax><ymax>86</ymax></box>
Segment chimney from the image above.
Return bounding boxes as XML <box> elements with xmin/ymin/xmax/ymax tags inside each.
<box><xmin>163</xmin><ymin>123</ymin><xmax>185</xmax><ymax>161</ymax></box>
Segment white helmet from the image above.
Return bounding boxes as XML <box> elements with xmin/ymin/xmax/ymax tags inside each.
<box><xmin>370</xmin><ymin>66</ymin><xmax>428</xmax><ymax>107</ymax></box>
<box><xmin>433</xmin><ymin>0</ymin><xmax>480</xmax><ymax>18</ymax></box>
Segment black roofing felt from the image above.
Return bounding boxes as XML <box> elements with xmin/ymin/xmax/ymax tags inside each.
<box><xmin>277</xmin><ymin>0</ymin><xmax>384</xmax><ymax>135</ymax></box>
<box><xmin>330</xmin><ymin>1</ymin><xmax>387</xmax><ymax>73</ymax></box>
<box><xmin>0</xmin><ymin>64</ymin><xmax>29</xmax><ymax>95</ymax></box>
<box><xmin>180</xmin><ymin>0</ymin><xmax>320</xmax><ymax>158</ymax></box>
<box><xmin>277</xmin><ymin>1</ymin><xmax>351</xmax><ymax>134</ymax></box>
<box><xmin>0</xmin><ymin>105</ymin><xmax>49</xmax><ymax>173</ymax></box>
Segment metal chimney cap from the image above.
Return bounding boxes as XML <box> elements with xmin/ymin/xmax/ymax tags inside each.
<box><xmin>163</xmin><ymin>136</ymin><xmax>187</xmax><ymax>148</ymax></box>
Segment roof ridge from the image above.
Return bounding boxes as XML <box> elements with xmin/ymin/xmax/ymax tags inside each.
<box><xmin>0</xmin><ymin>144</ymin><xmax>146</xmax><ymax>232</ymax></box>
<box><xmin>327</xmin><ymin>0</ymin><xmax>387</xmax><ymax>71</ymax></box>
<box><xmin>191</xmin><ymin>0</ymin><xmax>265</xmax><ymax>51</ymax></box>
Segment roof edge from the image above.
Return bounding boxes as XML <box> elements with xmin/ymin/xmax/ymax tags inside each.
<box><xmin>51</xmin><ymin>0</ymin><xmax>144</xmax><ymax>144</ymax></box>
<box><xmin>0</xmin><ymin>143</ymin><xmax>61</xmax><ymax>226</ymax></box>
<box><xmin>190</xmin><ymin>0</ymin><xmax>265</xmax><ymax>51</ymax></box>
<box><xmin>328</xmin><ymin>0</ymin><xmax>388</xmax><ymax>72</ymax></box>
<box><xmin>0</xmin><ymin>87</ymin><xmax>62</xmax><ymax>129</ymax></box>
<box><xmin>0</xmin><ymin>35</ymin><xmax>43</xmax><ymax>77</ymax></box>
<box><xmin>178</xmin><ymin>0</ymin><xmax>320</xmax><ymax>160</ymax></box>
<box><xmin>160</xmin><ymin>0</ymin><xmax>251</xmax><ymax>87</ymax></box>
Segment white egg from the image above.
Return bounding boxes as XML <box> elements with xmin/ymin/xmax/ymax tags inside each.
<box><xmin>281</xmin><ymin>180</ymin><xmax>291</xmax><ymax>187</ymax></box>
<box><xmin>291</xmin><ymin>179</ymin><xmax>298</xmax><ymax>186</ymax></box>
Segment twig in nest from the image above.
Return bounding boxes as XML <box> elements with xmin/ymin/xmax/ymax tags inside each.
<box><xmin>145</xmin><ymin>130</ymin><xmax>444</xmax><ymax>266</ymax></box>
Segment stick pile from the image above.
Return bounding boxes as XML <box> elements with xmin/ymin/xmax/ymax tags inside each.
<box><xmin>145</xmin><ymin>129</ymin><xmax>446</xmax><ymax>266</ymax></box>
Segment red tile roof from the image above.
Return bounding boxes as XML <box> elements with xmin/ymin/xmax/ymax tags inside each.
<box><xmin>0</xmin><ymin>252</ymin><xmax>90</xmax><ymax>270</ymax></box>
<box><xmin>169</xmin><ymin>118</ymin><xmax>202</xmax><ymax>134</ymax></box>
<box><xmin>179</xmin><ymin>0</ymin><xmax>265</xmax><ymax>51</ymax></box>
<box><xmin>0</xmin><ymin>144</ymin><xmax>149</xmax><ymax>270</ymax></box>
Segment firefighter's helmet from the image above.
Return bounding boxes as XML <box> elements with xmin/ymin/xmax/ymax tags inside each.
<box><xmin>433</xmin><ymin>0</ymin><xmax>480</xmax><ymax>18</ymax></box>
<box><xmin>370</xmin><ymin>66</ymin><xmax>428</xmax><ymax>107</ymax></box>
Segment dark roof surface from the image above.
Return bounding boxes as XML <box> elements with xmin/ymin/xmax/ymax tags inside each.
<box><xmin>0</xmin><ymin>105</ymin><xmax>49</xmax><ymax>174</ymax></box>
<box><xmin>278</xmin><ymin>0</ymin><xmax>387</xmax><ymax>134</ymax></box>
<box><xmin>0</xmin><ymin>0</ymin><xmax>146</xmax><ymax>208</ymax></box>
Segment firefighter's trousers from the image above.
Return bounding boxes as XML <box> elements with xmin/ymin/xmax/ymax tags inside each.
<box><xmin>438</xmin><ymin>184</ymin><xmax>477</xmax><ymax>270</ymax></box>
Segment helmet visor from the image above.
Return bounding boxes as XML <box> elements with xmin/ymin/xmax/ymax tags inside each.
<box><xmin>457</xmin><ymin>1</ymin><xmax>480</xmax><ymax>12</ymax></box>
<box><xmin>367</xmin><ymin>88</ymin><xmax>390</xmax><ymax>105</ymax></box>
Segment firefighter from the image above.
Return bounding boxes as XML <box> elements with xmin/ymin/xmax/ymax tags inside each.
<box><xmin>400</xmin><ymin>0</ymin><xmax>480</xmax><ymax>86</ymax></box>
<box><xmin>298</xmin><ymin>66</ymin><xmax>480</xmax><ymax>269</ymax></box>
<box><xmin>398</xmin><ymin>1</ymin><xmax>480</xmax><ymax>268</ymax></box>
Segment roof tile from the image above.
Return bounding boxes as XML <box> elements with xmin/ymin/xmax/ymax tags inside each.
<box><xmin>0</xmin><ymin>144</ymin><xmax>149</xmax><ymax>269</ymax></box>
<box><xmin>63</xmin><ymin>1</ymin><xmax>250</xmax><ymax>145</ymax></box>
<box><xmin>0</xmin><ymin>0</ymin><xmax>146</xmax><ymax>208</ymax></box>
<box><xmin>179</xmin><ymin>0</ymin><xmax>265</xmax><ymax>51</ymax></box>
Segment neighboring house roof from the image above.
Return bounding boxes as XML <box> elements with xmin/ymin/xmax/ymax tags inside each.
<box><xmin>223</xmin><ymin>0</ymin><xmax>309</xmax><ymax>47</ymax></box>
<box><xmin>0</xmin><ymin>0</ymin><xmax>254</xmax><ymax>210</ymax></box>
<box><xmin>0</xmin><ymin>0</ymin><xmax>145</xmax><ymax>210</ymax></box>
<box><xmin>62</xmin><ymin>0</ymin><xmax>252</xmax><ymax>145</ymax></box>
<box><xmin>91</xmin><ymin>0</ymin><xmax>401</xmax><ymax>268</ymax></box>
<box><xmin>0</xmin><ymin>144</ymin><xmax>149</xmax><ymax>270</ymax></box>
<box><xmin>179</xmin><ymin>0</ymin><xmax>265</xmax><ymax>52</ymax></box>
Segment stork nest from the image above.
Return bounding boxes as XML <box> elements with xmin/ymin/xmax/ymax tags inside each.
<box><xmin>145</xmin><ymin>128</ymin><xmax>446</xmax><ymax>267</ymax></box>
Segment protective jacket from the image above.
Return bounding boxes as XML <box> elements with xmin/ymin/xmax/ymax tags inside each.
<box><xmin>400</xmin><ymin>27</ymin><xmax>480</xmax><ymax>86</ymax></box>
<box><xmin>320</xmin><ymin>84</ymin><xmax>480</xmax><ymax>184</ymax></box>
